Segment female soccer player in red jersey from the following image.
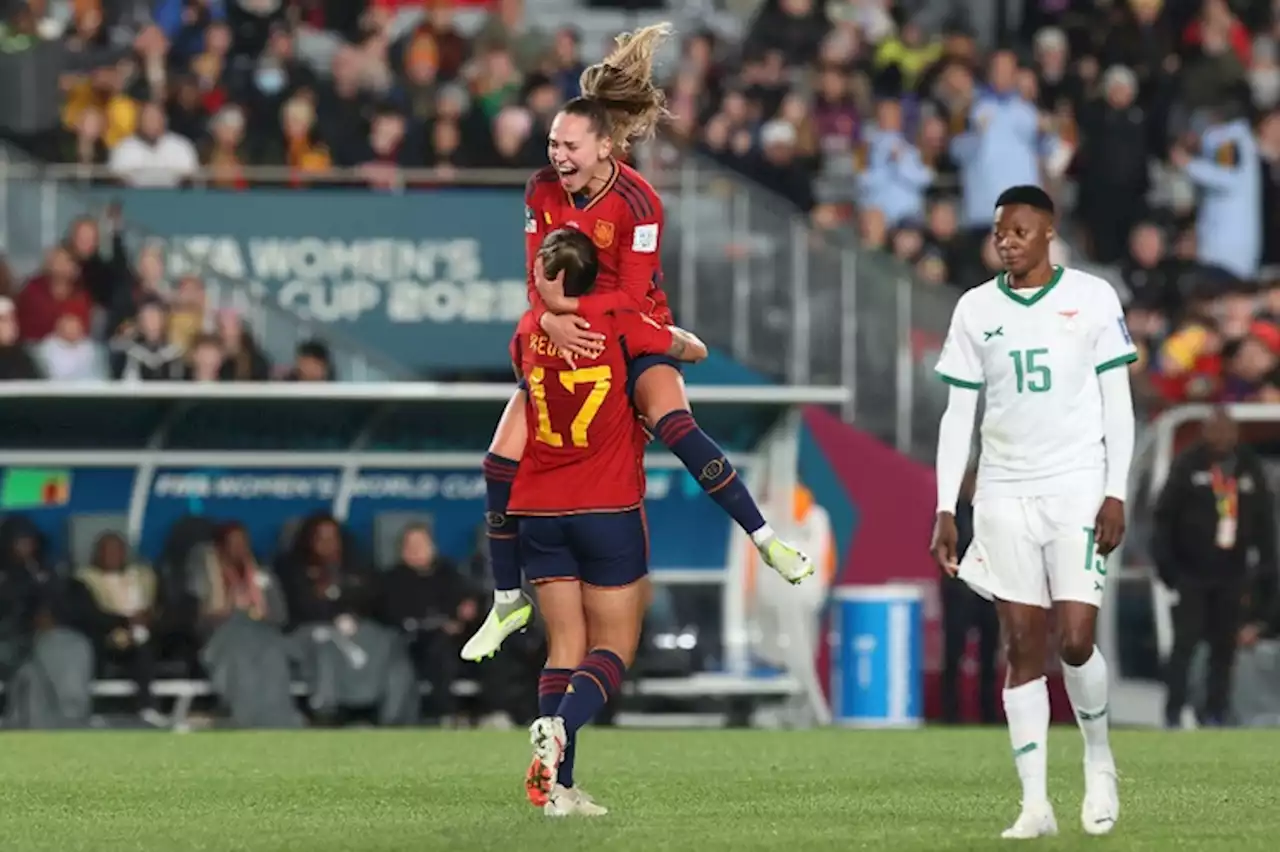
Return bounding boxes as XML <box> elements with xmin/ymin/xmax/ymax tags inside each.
<box><xmin>463</xmin><ymin>24</ymin><xmax>814</xmax><ymax>664</ymax></box>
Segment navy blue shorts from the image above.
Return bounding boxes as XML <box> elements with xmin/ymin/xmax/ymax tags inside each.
<box><xmin>518</xmin><ymin>509</ymin><xmax>649</xmax><ymax>588</ymax></box>
<box><xmin>626</xmin><ymin>354</ymin><xmax>683</xmax><ymax>400</ymax></box>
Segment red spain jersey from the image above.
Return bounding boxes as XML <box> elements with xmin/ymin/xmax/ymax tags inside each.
<box><xmin>507</xmin><ymin>307</ymin><xmax>674</xmax><ymax>515</ymax></box>
<box><xmin>524</xmin><ymin>160</ymin><xmax>672</xmax><ymax>327</ymax></box>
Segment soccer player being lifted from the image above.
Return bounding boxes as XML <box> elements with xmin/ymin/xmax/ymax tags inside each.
<box><xmin>930</xmin><ymin>185</ymin><xmax>1136</xmax><ymax>839</ymax></box>
<box><xmin>462</xmin><ymin>23</ymin><xmax>813</xmax><ymax>663</ymax></box>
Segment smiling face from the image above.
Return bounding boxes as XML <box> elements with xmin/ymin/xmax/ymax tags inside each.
<box><xmin>547</xmin><ymin>111</ymin><xmax>612</xmax><ymax>194</ymax></box>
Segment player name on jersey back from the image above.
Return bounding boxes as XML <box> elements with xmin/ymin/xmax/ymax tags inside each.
<box><xmin>508</xmin><ymin>309</ymin><xmax>672</xmax><ymax>516</ymax></box>
<box><xmin>934</xmin><ymin>266</ymin><xmax>1138</xmax><ymax>497</ymax></box>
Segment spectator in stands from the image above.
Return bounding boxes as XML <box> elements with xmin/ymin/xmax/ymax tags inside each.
<box><xmin>184</xmin><ymin>332</ymin><xmax>226</xmax><ymax>383</ymax></box>
<box><xmin>278</xmin><ymin>513</ymin><xmax>417</xmax><ymax>726</ymax></box>
<box><xmin>15</xmin><ymin>246</ymin><xmax>92</xmax><ymax>344</ymax></box>
<box><xmin>0</xmin><ymin>516</ymin><xmax>94</xmax><ymax>729</ymax></box>
<box><xmin>951</xmin><ymin>50</ymin><xmax>1059</xmax><ymax>243</ymax></box>
<box><xmin>0</xmin><ymin>296</ymin><xmax>40</xmax><ymax>380</ymax></box>
<box><xmin>66</xmin><ymin>211</ymin><xmax>127</xmax><ymax>314</ymax></box>
<box><xmin>204</xmin><ymin>105</ymin><xmax>250</xmax><ymax>190</ymax></box>
<box><xmin>168</xmin><ymin>275</ymin><xmax>209</xmax><ymax>352</ymax></box>
<box><xmin>65</xmin><ymin>531</ymin><xmax>167</xmax><ymax>727</ymax></box>
<box><xmin>34</xmin><ymin>312</ymin><xmax>107</xmax><ymax>381</ymax></box>
<box><xmin>1170</xmin><ymin>99</ymin><xmax>1262</xmax><ymax>281</ymax></box>
<box><xmin>861</xmin><ymin>95</ymin><xmax>934</xmax><ymax>228</ymax></box>
<box><xmin>190</xmin><ymin>522</ymin><xmax>302</xmax><ymax>729</ymax></box>
<box><xmin>377</xmin><ymin>523</ymin><xmax>484</xmax><ymax>725</ymax></box>
<box><xmin>108</xmin><ymin>100</ymin><xmax>200</xmax><ymax>187</ymax></box>
<box><xmin>216</xmin><ymin>309</ymin><xmax>270</xmax><ymax>381</ymax></box>
<box><xmin>1073</xmin><ymin>65</ymin><xmax>1151</xmax><ymax>264</ymax></box>
<box><xmin>1260</xmin><ymin>109</ymin><xmax>1280</xmax><ymax>269</ymax></box>
<box><xmin>287</xmin><ymin>339</ymin><xmax>335</xmax><ymax>381</ymax></box>
<box><xmin>110</xmin><ymin>298</ymin><xmax>185</xmax><ymax>381</ymax></box>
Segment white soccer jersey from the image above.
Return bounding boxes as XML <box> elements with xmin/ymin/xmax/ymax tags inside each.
<box><xmin>934</xmin><ymin>266</ymin><xmax>1138</xmax><ymax>497</ymax></box>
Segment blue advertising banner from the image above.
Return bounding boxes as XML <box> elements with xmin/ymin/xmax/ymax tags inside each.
<box><xmin>8</xmin><ymin>464</ymin><xmax>729</xmax><ymax>577</ymax></box>
<box><xmin>101</xmin><ymin>189</ymin><xmax>529</xmax><ymax>372</ymax></box>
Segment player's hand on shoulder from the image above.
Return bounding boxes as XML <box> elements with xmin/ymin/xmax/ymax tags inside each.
<box><xmin>930</xmin><ymin>512</ymin><xmax>959</xmax><ymax>577</ymax></box>
<box><xmin>540</xmin><ymin>311</ymin><xmax>605</xmax><ymax>364</ymax></box>
<box><xmin>1094</xmin><ymin>497</ymin><xmax>1125</xmax><ymax>556</ymax></box>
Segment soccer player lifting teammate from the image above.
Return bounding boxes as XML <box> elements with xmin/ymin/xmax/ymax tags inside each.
<box><xmin>930</xmin><ymin>185</ymin><xmax>1136</xmax><ymax>839</ymax></box>
<box><xmin>463</xmin><ymin>23</ymin><xmax>814</xmax><ymax>663</ymax></box>
<box><xmin>511</xmin><ymin>227</ymin><xmax>709</xmax><ymax>816</ymax></box>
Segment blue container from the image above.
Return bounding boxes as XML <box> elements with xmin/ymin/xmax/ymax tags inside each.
<box><xmin>829</xmin><ymin>584</ymin><xmax>925</xmax><ymax>727</ymax></box>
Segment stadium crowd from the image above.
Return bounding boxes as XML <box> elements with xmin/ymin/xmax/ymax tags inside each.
<box><xmin>0</xmin><ymin>0</ymin><xmax>1277</xmax><ymax>410</ymax></box>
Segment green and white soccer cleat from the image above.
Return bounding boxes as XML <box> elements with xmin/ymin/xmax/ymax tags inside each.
<box><xmin>460</xmin><ymin>594</ymin><xmax>533</xmax><ymax>661</ymax></box>
<box><xmin>757</xmin><ymin>535</ymin><xmax>815</xmax><ymax>584</ymax></box>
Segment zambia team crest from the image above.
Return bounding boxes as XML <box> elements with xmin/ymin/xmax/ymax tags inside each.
<box><xmin>592</xmin><ymin>220</ymin><xmax>615</xmax><ymax>249</ymax></box>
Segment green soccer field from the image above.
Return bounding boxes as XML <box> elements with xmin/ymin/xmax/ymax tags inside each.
<box><xmin>1</xmin><ymin>727</ymin><xmax>1277</xmax><ymax>851</ymax></box>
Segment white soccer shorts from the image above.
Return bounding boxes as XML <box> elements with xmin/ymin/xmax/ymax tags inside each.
<box><xmin>958</xmin><ymin>492</ymin><xmax>1109</xmax><ymax>609</ymax></box>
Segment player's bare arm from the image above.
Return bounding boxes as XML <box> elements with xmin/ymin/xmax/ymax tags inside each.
<box><xmin>665</xmin><ymin>326</ymin><xmax>707</xmax><ymax>362</ymax></box>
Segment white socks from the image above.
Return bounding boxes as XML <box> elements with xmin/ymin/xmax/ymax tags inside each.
<box><xmin>749</xmin><ymin>523</ymin><xmax>776</xmax><ymax>548</ymax></box>
<box><xmin>494</xmin><ymin>589</ymin><xmax>523</xmax><ymax>605</ymax></box>
<box><xmin>1004</xmin><ymin>677</ymin><xmax>1050</xmax><ymax>805</ymax></box>
<box><xmin>1063</xmin><ymin>647</ymin><xmax>1113</xmax><ymax>766</ymax></box>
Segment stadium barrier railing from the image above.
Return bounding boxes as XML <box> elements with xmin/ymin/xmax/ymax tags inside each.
<box><xmin>0</xmin><ymin>381</ymin><xmax>849</xmax><ymax>725</ymax></box>
<box><xmin>0</xmin><ymin>154</ymin><xmax>955</xmax><ymax>456</ymax></box>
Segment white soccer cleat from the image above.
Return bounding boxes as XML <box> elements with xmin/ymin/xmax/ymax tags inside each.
<box><xmin>524</xmin><ymin>716</ymin><xmax>566</xmax><ymax>807</ymax></box>
<box><xmin>1001</xmin><ymin>801</ymin><xmax>1058</xmax><ymax>840</ymax></box>
<box><xmin>544</xmin><ymin>784</ymin><xmax>609</xmax><ymax>817</ymax></box>
<box><xmin>758</xmin><ymin>535</ymin><xmax>815</xmax><ymax>584</ymax></box>
<box><xmin>1081</xmin><ymin>762</ymin><xmax>1119</xmax><ymax>835</ymax></box>
<box><xmin>460</xmin><ymin>593</ymin><xmax>533</xmax><ymax>661</ymax></box>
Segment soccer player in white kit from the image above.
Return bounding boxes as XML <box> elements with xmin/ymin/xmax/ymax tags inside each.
<box><xmin>929</xmin><ymin>186</ymin><xmax>1136</xmax><ymax>839</ymax></box>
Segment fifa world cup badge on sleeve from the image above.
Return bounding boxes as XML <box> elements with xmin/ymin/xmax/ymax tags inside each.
<box><xmin>632</xmin><ymin>223</ymin><xmax>659</xmax><ymax>253</ymax></box>
<box><xmin>1118</xmin><ymin>316</ymin><xmax>1132</xmax><ymax>345</ymax></box>
<box><xmin>524</xmin><ymin>206</ymin><xmax>537</xmax><ymax>234</ymax></box>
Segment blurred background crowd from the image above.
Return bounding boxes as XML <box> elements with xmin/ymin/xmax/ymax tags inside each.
<box><xmin>0</xmin><ymin>0</ymin><xmax>1277</xmax><ymax>409</ymax></box>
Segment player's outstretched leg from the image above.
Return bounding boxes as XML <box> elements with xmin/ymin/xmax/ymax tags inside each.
<box><xmin>999</xmin><ymin>603</ymin><xmax>1058</xmax><ymax>840</ymax></box>
<box><xmin>462</xmin><ymin>393</ymin><xmax>534</xmax><ymax>662</ymax></box>
<box><xmin>1058</xmin><ymin>603</ymin><xmax>1119</xmax><ymax>835</ymax></box>
<box><xmin>637</xmin><ymin>366</ymin><xmax>814</xmax><ymax>584</ymax></box>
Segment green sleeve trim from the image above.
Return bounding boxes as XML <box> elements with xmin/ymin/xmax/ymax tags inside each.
<box><xmin>937</xmin><ymin>372</ymin><xmax>983</xmax><ymax>390</ymax></box>
<box><xmin>1095</xmin><ymin>352</ymin><xmax>1138</xmax><ymax>374</ymax></box>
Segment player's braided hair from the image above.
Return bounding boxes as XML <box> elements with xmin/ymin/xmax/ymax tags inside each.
<box><xmin>577</xmin><ymin>22</ymin><xmax>673</xmax><ymax>152</ymax></box>
<box><xmin>539</xmin><ymin>228</ymin><xmax>599</xmax><ymax>297</ymax></box>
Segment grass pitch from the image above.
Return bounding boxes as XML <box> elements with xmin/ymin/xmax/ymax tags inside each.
<box><xmin>0</xmin><ymin>727</ymin><xmax>1277</xmax><ymax>851</ymax></box>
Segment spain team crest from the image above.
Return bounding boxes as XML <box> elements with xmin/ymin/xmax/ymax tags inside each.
<box><xmin>593</xmin><ymin>220</ymin><xmax>615</xmax><ymax>249</ymax></box>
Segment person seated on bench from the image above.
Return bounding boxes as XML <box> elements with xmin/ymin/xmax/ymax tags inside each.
<box><xmin>189</xmin><ymin>523</ymin><xmax>302</xmax><ymax>729</ymax></box>
<box><xmin>277</xmin><ymin>513</ymin><xmax>418</xmax><ymax>726</ymax></box>
<box><xmin>64</xmin><ymin>532</ymin><xmax>167</xmax><ymax>727</ymax></box>
<box><xmin>0</xmin><ymin>516</ymin><xmax>93</xmax><ymax>729</ymax></box>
